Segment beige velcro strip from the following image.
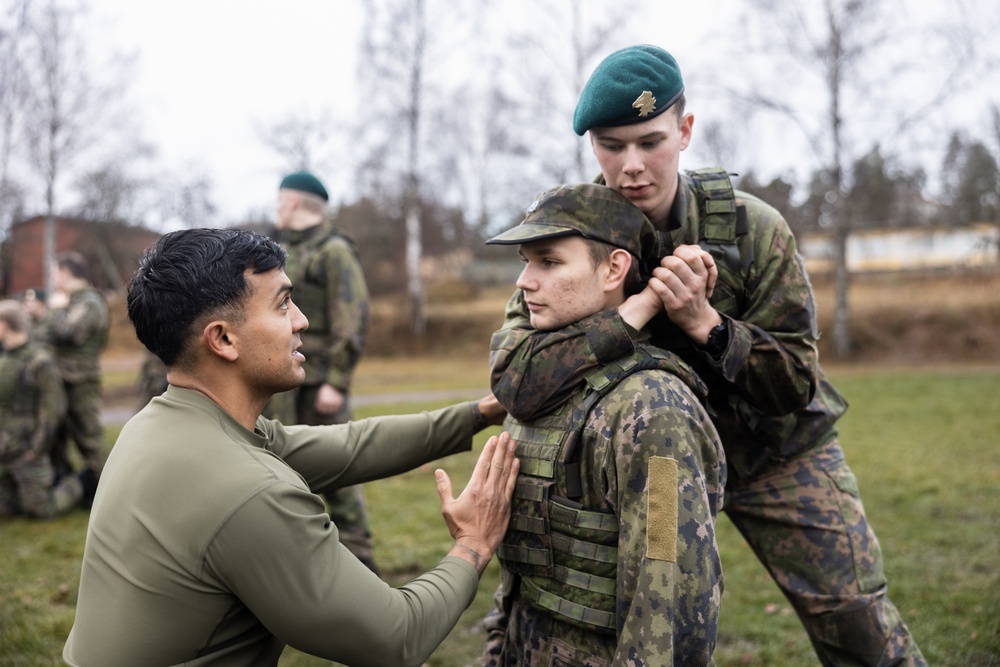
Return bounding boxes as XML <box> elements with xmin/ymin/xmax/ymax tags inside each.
<box><xmin>646</xmin><ymin>456</ymin><xmax>678</xmax><ymax>562</ymax></box>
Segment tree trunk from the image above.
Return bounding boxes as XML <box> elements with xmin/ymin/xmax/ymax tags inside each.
<box><xmin>405</xmin><ymin>201</ymin><xmax>425</xmax><ymax>336</ymax></box>
<box><xmin>44</xmin><ymin>177</ymin><xmax>56</xmax><ymax>295</ymax></box>
<box><xmin>831</xmin><ymin>223</ymin><xmax>851</xmax><ymax>359</ymax></box>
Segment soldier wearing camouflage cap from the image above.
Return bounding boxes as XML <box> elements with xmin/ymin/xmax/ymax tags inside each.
<box><xmin>482</xmin><ymin>183</ymin><xmax>725</xmax><ymax>665</ymax></box>
<box><xmin>490</xmin><ymin>46</ymin><xmax>926</xmax><ymax>665</ymax></box>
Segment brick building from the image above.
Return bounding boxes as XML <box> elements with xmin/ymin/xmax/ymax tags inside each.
<box><xmin>1</xmin><ymin>216</ymin><xmax>160</xmax><ymax>296</ymax></box>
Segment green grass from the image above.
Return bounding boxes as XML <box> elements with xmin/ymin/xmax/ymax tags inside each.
<box><xmin>3</xmin><ymin>370</ymin><xmax>998</xmax><ymax>666</ymax></box>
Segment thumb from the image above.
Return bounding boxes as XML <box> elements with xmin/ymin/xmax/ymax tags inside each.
<box><xmin>435</xmin><ymin>469</ymin><xmax>454</xmax><ymax>507</ymax></box>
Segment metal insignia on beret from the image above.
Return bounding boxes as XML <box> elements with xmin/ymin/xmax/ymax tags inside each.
<box><xmin>632</xmin><ymin>90</ymin><xmax>657</xmax><ymax>117</ymax></box>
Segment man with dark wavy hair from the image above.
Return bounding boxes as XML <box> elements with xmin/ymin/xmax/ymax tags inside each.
<box><xmin>64</xmin><ymin>228</ymin><xmax>519</xmax><ymax>667</ymax></box>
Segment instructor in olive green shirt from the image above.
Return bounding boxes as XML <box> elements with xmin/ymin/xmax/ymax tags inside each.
<box><xmin>63</xmin><ymin>228</ymin><xmax>519</xmax><ymax>667</ymax></box>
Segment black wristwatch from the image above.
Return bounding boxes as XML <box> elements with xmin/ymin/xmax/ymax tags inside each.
<box><xmin>699</xmin><ymin>321</ymin><xmax>729</xmax><ymax>357</ymax></box>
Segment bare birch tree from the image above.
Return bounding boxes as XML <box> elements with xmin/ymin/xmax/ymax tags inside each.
<box><xmin>0</xmin><ymin>0</ymin><xmax>32</xmax><ymax>242</ymax></box>
<box><xmin>727</xmin><ymin>0</ymin><xmax>992</xmax><ymax>358</ymax></box>
<box><xmin>19</xmin><ymin>0</ymin><xmax>140</xmax><ymax>294</ymax></box>
<box><xmin>357</xmin><ymin>0</ymin><xmax>474</xmax><ymax>335</ymax></box>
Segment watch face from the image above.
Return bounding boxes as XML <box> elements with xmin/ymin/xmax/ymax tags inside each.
<box><xmin>707</xmin><ymin>322</ymin><xmax>728</xmax><ymax>353</ymax></box>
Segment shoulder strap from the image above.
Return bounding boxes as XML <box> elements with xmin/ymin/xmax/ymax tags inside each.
<box><xmin>303</xmin><ymin>225</ymin><xmax>361</xmax><ymax>285</ymax></box>
<box><xmin>560</xmin><ymin>347</ymin><xmax>698</xmax><ymax>500</ymax></box>
<box><xmin>685</xmin><ymin>167</ymin><xmax>753</xmax><ymax>274</ymax></box>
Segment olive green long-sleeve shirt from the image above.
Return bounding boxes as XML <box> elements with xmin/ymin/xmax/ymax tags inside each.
<box><xmin>64</xmin><ymin>386</ymin><xmax>481</xmax><ymax>667</ymax></box>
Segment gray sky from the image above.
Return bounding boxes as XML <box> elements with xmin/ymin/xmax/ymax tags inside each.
<box><xmin>78</xmin><ymin>0</ymin><xmax>1000</xmax><ymax>227</ymax></box>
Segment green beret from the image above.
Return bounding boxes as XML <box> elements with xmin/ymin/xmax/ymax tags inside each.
<box><xmin>486</xmin><ymin>183</ymin><xmax>655</xmax><ymax>260</ymax></box>
<box><xmin>573</xmin><ymin>45</ymin><xmax>684</xmax><ymax>136</ymax></box>
<box><xmin>280</xmin><ymin>171</ymin><xmax>329</xmax><ymax>201</ymax></box>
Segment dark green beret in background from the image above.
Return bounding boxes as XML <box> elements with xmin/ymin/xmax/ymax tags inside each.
<box><xmin>280</xmin><ymin>171</ymin><xmax>329</xmax><ymax>201</ymax></box>
<box><xmin>486</xmin><ymin>183</ymin><xmax>655</xmax><ymax>261</ymax></box>
<box><xmin>572</xmin><ymin>44</ymin><xmax>685</xmax><ymax>136</ymax></box>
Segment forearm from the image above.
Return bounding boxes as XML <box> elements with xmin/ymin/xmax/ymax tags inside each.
<box><xmin>324</xmin><ymin>250</ymin><xmax>370</xmax><ymax>389</ymax></box>
<box><xmin>221</xmin><ymin>489</ymin><xmax>477</xmax><ymax>667</ymax></box>
<box><xmin>699</xmin><ymin>235</ymin><xmax>819</xmax><ymax>414</ymax></box>
<box><xmin>277</xmin><ymin>403</ymin><xmax>475</xmax><ymax>490</ymax></box>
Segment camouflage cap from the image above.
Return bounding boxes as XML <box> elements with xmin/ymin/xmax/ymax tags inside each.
<box><xmin>280</xmin><ymin>170</ymin><xmax>329</xmax><ymax>201</ymax></box>
<box><xmin>486</xmin><ymin>183</ymin><xmax>655</xmax><ymax>259</ymax></box>
<box><xmin>573</xmin><ymin>45</ymin><xmax>684</xmax><ymax>136</ymax></box>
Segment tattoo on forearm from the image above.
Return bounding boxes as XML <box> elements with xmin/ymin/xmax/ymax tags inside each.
<box><xmin>456</xmin><ymin>545</ymin><xmax>487</xmax><ymax>575</ymax></box>
<box><xmin>470</xmin><ymin>401</ymin><xmax>488</xmax><ymax>432</ymax></box>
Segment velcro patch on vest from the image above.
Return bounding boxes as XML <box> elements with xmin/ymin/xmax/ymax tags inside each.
<box><xmin>646</xmin><ymin>456</ymin><xmax>678</xmax><ymax>562</ymax></box>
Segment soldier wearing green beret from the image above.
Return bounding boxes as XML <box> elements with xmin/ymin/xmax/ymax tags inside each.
<box><xmin>0</xmin><ymin>299</ymin><xmax>86</xmax><ymax>518</ymax></box>
<box><xmin>266</xmin><ymin>170</ymin><xmax>378</xmax><ymax>572</ymax></box>
<box><xmin>489</xmin><ymin>45</ymin><xmax>925</xmax><ymax>666</ymax></box>
<box><xmin>482</xmin><ymin>184</ymin><xmax>725</xmax><ymax>665</ymax></box>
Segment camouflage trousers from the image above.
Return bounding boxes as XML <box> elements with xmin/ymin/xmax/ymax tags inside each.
<box><xmin>0</xmin><ymin>452</ymin><xmax>83</xmax><ymax>518</ymax></box>
<box><xmin>266</xmin><ymin>384</ymin><xmax>377</xmax><ymax>572</ymax></box>
<box><xmin>51</xmin><ymin>380</ymin><xmax>107</xmax><ymax>477</ymax></box>
<box><xmin>725</xmin><ymin>440</ymin><xmax>926</xmax><ymax>666</ymax></box>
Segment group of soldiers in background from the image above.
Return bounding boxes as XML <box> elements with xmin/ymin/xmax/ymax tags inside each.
<box><xmin>0</xmin><ymin>251</ymin><xmax>109</xmax><ymax>519</ymax></box>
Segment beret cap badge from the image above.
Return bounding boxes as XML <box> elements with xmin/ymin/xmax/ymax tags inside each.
<box><xmin>632</xmin><ymin>90</ymin><xmax>657</xmax><ymax>117</ymax></box>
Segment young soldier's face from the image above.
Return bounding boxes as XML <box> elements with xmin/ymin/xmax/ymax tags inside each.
<box><xmin>589</xmin><ymin>109</ymin><xmax>693</xmax><ymax>226</ymax></box>
<box><xmin>235</xmin><ymin>268</ymin><xmax>309</xmax><ymax>396</ymax></box>
<box><xmin>516</xmin><ymin>236</ymin><xmax>614</xmax><ymax>331</ymax></box>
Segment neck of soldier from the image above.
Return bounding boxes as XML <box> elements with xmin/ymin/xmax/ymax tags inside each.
<box><xmin>168</xmin><ymin>362</ymin><xmax>270</xmax><ymax>432</ymax></box>
<box><xmin>286</xmin><ymin>209</ymin><xmax>324</xmax><ymax>232</ymax></box>
<box><xmin>1</xmin><ymin>329</ymin><xmax>27</xmax><ymax>350</ymax></box>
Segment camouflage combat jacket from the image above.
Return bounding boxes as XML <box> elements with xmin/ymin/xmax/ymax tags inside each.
<box><xmin>275</xmin><ymin>220</ymin><xmax>370</xmax><ymax>389</ymax></box>
<box><xmin>0</xmin><ymin>341</ymin><xmax>67</xmax><ymax>464</ymax></box>
<box><xmin>493</xmin><ymin>340</ymin><xmax>724</xmax><ymax>664</ymax></box>
<box><xmin>47</xmin><ymin>286</ymin><xmax>109</xmax><ymax>384</ymax></box>
<box><xmin>492</xmin><ymin>169</ymin><xmax>848</xmax><ymax>483</ymax></box>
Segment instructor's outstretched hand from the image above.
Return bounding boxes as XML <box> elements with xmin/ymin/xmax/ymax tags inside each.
<box><xmin>437</xmin><ymin>432</ymin><xmax>519</xmax><ymax>575</ymax></box>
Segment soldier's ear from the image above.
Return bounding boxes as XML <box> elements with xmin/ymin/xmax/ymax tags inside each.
<box><xmin>603</xmin><ymin>248</ymin><xmax>632</xmax><ymax>293</ymax></box>
<box><xmin>202</xmin><ymin>320</ymin><xmax>239</xmax><ymax>362</ymax></box>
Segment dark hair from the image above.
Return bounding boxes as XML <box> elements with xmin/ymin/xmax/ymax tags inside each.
<box><xmin>583</xmin><ymin>238</ymin><xmax>644</xmax><ymax>296</ymax></box>
<box><xmin>126</xmin><ymin>228</ymin><xmax>286</xmax><ymax>366</ymax></box>
<box><xmin>57</xmin><ymin>251</ymin><xmax>90</xmax><ymax>282</ymax></box>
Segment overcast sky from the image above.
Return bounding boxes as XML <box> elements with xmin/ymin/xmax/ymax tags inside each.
<box><xmin>84</xmin><ymin>0</ymin><xmax>759</xmax><ymax>225</ymax></box>
<box><xmin>63</xmin><ymin>0</ymin><xmax>1000</xmax><ymax>227</ymax></box>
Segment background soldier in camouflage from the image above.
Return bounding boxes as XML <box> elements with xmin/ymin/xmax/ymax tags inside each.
<box><xmin>491</xmin><ymin>46</ymin><xmax>925</xmax><ymax>666</ymax></box>
<box><xmin>267</xmin><ymin>170</ymin><xmax>377</xmax><ymax>571</ymax></box>
<box><xmin>47</xmin><ymin>250</ymin><xmax>110</xmax><ymax>489</ymax></box>
<box><xmin>136</xmin><ymin>350</ymin><xmax>168</xmax><ymax>409</ymax></box>
<box><xmin>0</xmin><ymin>300</ymin><xmax>86</xmax><ymax>518</ymax></box>
<box><xmin>482</xmin><ymin>184</ymin><xmax>725</xmax><ymax>666</ymax></box>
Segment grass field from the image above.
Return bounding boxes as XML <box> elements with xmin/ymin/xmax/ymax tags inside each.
<box><xmin>2</xmin><ymin>358</ymin><xmax>998</xmax><ymax>666</ymax></box>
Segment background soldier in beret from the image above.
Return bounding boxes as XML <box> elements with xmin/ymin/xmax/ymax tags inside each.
<box><xmin>490</xmin><ymin>45</ymin><xmax>926</xmax><ymax>666</ymax></box>
<box><xmin>47</xmin><ymin>250</ymin><xmax>110</xmax><ymax>497</ymax></box>
<box><xmin>482</xmin><ymin>184</ymin><xmax>725</xmax><ymax>665</ymax></box>
<box><xmin>0</xmin><ymin>299</ymin><xmax>87</xmax><ymax>518</ymax></box>
<box><xmin>267</xmin><ymin>170</ymin><xmax>378</xmax><ymax>572</ymax></box>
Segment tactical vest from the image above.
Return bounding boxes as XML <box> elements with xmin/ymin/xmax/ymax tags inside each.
<box><xmin>283</xmin><ymin>225</ymin><xmax>360</xmax><ymax>335</ymax></box>
<box><xmin>498</xmin><ymin>346</ymin><xmax>693</xmax><ymax>634</ymax></box>
<box><xmin>680</xmin><ymin>168</ymin><xmax>752</xmax><ymax>316</ymax></box>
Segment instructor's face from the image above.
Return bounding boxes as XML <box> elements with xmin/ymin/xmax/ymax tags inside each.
<box><xmin>238</xmin><ymin>268</ymin><xmax>309</xmax><ymax>396</ymax></box>
<box><xmin>590</xmin><ymin>109</ymin><xmax>692</xmax><ymax>226</ymax></box>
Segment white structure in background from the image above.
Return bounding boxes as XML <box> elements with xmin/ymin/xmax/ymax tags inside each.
<box><xmin>799</xmin><ymin>223</ymin><xmax>999</xmax><ymax>273</ymax></box>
